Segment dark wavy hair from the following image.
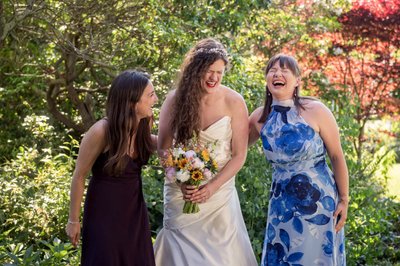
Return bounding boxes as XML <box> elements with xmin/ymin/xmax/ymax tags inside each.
<box><xmin>104</xmin><ymin>70</ymin><xmax>153</xmax><ymax>176</ymax></box>
<box><xmin>171</xmin><ymin>38</ymin><xmax>229</xmax><ymax>144</ymax></box>
<box><xmin>258</xmin><ymin>54</ymin><xmax>308</xmax><ymax>123</ymax></box>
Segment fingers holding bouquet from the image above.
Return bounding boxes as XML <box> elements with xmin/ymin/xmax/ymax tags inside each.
<box><xmin>190</xmin><ymin>183</ymin><xmax>217</xmax><ymax>203</ymax></box>
<box><xmin>181</xmin><ymin>184</ymin><xmax>198</xmax><ymax>201</ymax></box>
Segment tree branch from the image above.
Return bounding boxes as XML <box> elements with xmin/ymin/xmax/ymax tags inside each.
<box><xmin>47</xmin><ymin>82</ymin><xmax>85</xmax><ymax>133</ymax></box>
<box><xmin>0</xmin><ymin>0</ymin><xmax>45</xmax><ymax>44</ymax></box>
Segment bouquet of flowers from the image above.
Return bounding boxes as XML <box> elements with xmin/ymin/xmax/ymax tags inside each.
<box><xmin>162</xmin><ymin>138</ymin><xmax>218</xmax><ymax>214</ymax></box>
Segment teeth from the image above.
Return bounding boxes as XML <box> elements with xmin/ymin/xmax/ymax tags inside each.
<box><xmin>206</xmin><ymin>82</ymin><xmax>216</xmax><ymax>87</ymax></box>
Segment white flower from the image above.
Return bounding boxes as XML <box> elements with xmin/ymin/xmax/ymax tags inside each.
<box><xmin>185</xmin><ymin>150</ymin><xmax>196</xmax><ymax>159</ymax></box>
<box><xmin>176</xmin><ymin>170</ymin><xmax>190</xmax><ymax>183</ymax></box>
<box><xmin>165</xmin><ymin>167</ymin><xmax>176</xmax><ymax>183</ymax></box>
<box><xmin>192</xmin><ymin>157</ymin><xmax>205</xmax><ymax>169</ymax></box>
<box><xmin>203</xmin><ymin>168</ymin><xmax>212</xmax><ymax>180</ymax></box>
<box><xmin>333</xmin><ymin>47</ymin><xmax>343</xmax><ymax>55</ymax></box>
<box><xmin>207</xmin><ymin>142</ymin><xmax>219</xmax><ymax>158</ymax></box>
<box><xmin>173</xmin><ymin>147</ymin><xmax>185</xmax><ymax>158</ymax></box>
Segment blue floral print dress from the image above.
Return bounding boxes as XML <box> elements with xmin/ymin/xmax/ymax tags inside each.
<box><xmin>260</xmin><ymin>99</ymin><xmax>346</xmax><ymax>266</ymax></box>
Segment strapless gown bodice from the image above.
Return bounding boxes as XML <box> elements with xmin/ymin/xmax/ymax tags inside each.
<box><xmin>199</xmin><ymin>116</ymin><xmax>232</xmax><ymax>170</ymax></box>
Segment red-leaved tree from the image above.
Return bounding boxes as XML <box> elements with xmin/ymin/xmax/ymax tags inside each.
<box><xmin>298</xmin><ymin>0</ymin><xmax>400</xmax><ymax>162</ymax></box>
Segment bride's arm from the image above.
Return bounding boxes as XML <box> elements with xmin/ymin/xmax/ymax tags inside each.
<box><xmin>190</xmin><ymin>91</ymin><xmax>249</xmax><ymax>203</ymax></box>
<box><xmin>157</xmin><ymin>91</ymin><xmax>175</xmax><ymax>157</ymax></box>
<box><xmin>248</xmin><ymin>107</ymin><xmax>263</xmax><ymax>146</ymax></box>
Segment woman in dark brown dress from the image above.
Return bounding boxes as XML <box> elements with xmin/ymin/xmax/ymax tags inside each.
<box><xmin>65</xmin><ymin>70</ymin><xmax>158</xmax><ymax>266</ymax></box>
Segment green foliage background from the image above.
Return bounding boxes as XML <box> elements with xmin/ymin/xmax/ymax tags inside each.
<box><xmin>1</xmin><ymin>0</ymin><xmax>399</xmax><ymax>265</ymax></box>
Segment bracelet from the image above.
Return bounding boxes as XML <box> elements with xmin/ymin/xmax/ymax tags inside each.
<box><xmin>68</xmin><ymin>220</ymin><xmax>80</xmax><ymax>225</ymax></box>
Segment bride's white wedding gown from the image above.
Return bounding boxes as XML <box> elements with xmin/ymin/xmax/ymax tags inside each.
<box><xmin>154</xmin><ymin>116</ymin><xmax>257</xmax><ymax>266</ymax></box>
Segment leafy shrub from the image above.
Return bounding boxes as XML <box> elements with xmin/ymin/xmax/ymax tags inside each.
<box><xmin>237</xmin><ymin>144</ymin><xmax>272</xmax><ymax>261</ymax></box>
<box><xmin>141</xmin><ymin>156</ymin><xmax>165</xmax><ymax>236</ymax></box>
<box><xmin>0</xmin><ymin>139</ymin><xmax>80</xmax><ymax>264</ymax></box>
<box><xmin>1</xmin><ymin>238</ymin><xmax>80</xmax><ymax>266</ymax></box>
<box><xmin>346</xmin><ymin>178</ymin><xmax>400</xmax><ymax>265</ymax></box>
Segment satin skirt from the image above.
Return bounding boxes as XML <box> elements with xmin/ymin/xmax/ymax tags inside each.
<box><xmin>154</xmin><ymin>178</ymin><xmax>257</xmax><ymax>266</ymax></box>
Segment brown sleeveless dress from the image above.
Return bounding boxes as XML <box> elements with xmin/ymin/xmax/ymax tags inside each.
<box><xmin>81</xmin><ymin>153</ymin><xmax>155</xmax><ymax>266</ymax></box>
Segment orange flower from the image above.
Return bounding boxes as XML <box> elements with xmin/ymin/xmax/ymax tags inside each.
<box><xmin>178</xmin><ymin>158</ymin><xmax>188</xmax><ymax>169</ymax></box>
<box><xmin>164</xmin><ymin>154</ymin><xmax>174</xmax><ymax>167</ymax></box>
<box><xmin>191</xmin><ymin>170</ymin><xmax>203</xmax><ymax>181</ymax></box>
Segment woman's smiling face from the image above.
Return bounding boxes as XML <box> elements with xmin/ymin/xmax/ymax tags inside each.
<box><xmin>266</xmin><ymin>61</ymin><xmax>299</xmax><ymax>100</ymax></box>
<box><xmin>136</xmin><ymin>81</ymin><xmax>158</xmax><ymax>120</ymax></box>
<box><xmin>201</xmin><ymin>59</ymin><xmax>225</xmax><ymax>92</ymax></box>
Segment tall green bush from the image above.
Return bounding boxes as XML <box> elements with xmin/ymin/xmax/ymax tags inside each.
<box><xmin>0</xmin><ymin>138</ymin><xmax>80</xmax><ymax>265</ymax></box>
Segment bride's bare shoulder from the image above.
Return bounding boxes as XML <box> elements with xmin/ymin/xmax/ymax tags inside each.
<box><xmin>221</xmin><ymin>85</ymin><xmax>245</xmax><ymax>104</ymax></box>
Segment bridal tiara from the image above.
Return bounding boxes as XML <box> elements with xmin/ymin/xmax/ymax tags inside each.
<box><xmin>194</xmin><ymin>48</ymin><xmax>228</xmax><ymax>57</ymax></box>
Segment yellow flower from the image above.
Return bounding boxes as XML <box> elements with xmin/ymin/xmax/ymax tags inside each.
<box><xmin>191</xmin><ymin>170</ymin><xmax>203</xmax><ymax>181</ymax></box>
<box><xmin>201</xmin><ymin>149</ymin><xmax>210</xmax><ymax>162</ymax></box>
<box><xmin>178</xmin><ymin>158</ymin><xmax>188</xmax><ymax>169</ymax></box>
<box><xmin>212</xmin><ymin>160</ymin><xmax>218</xmax><ymax>169</ymax></box>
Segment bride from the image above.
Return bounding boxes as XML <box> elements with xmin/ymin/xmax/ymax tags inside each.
<box><xmin>154</xmin><ymin>38</ymin><xmax>257</xmax><ymax>266</ymax></box>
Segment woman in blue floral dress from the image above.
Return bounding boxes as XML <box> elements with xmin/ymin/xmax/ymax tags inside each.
<box><xmin>249</xmin><ymin>54</ymin><xmax>349</xmax><ymax>265</ymax></box>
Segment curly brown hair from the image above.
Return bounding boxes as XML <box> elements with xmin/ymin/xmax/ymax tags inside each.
<box><xmin>171</xmin><ymin>38</ymin><xmax>229</xmax><ymax>144</ymax></box>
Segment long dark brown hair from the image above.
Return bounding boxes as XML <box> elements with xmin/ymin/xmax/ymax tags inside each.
<box><xmin>258</xmin><ymin>54</ymin><xmax>308</xmax><ymax>123</ymax></box>
<box><xmin>104</xmin><ymin>70</ymin><xmax>153</xmax><ymax>176</ymax></box>
<box><xmin>171</xmin><ymin>38</ymin><xmax>229</xmax><ymax>144</ymax></box>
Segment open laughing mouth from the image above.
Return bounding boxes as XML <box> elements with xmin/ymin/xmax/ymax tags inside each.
<box><xmin>272</xmin><ymin>80</ymin><xmax>285</xmax><ymax>88</ymax></box>
<box><xmin>206</xmin><ymin>81</ymin><xmax>217</xmax><ymax>88</ymax></box>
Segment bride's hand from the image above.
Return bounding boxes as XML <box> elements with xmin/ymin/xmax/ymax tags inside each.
<box><xmin>190</xmin><ymin>183</ymin><xmax>217</xmax><ymax>203</ymax></box>
<box><xmin>180</xmin><ymin>183</ymin><xmax>198</xmax><ymax>201</ymax></box>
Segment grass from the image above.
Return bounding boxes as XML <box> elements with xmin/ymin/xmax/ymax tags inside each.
<box><xmin>386</xmin><ymin>163</ymin><xmax>400</xmax><ymax>201</ymax></box>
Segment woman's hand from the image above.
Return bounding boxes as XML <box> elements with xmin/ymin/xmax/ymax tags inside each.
<box><xmin>334</xmin><ymin>198</ymin><xmax>349</xmax><ymax>233</ymax></box>
<box><xmin>180</xmin><ymin>183</ymin><xmax>198</xmax><ymax>201</ymax></box>
<box><xmin>189</xmin><ymin>182</ymin><xmax>218</xmax><ymax>203</ymax></box>
<box><xmin>66</xmin><ymin>222</ymin><xmax>81</xmax><ymax>248</ymax></box>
